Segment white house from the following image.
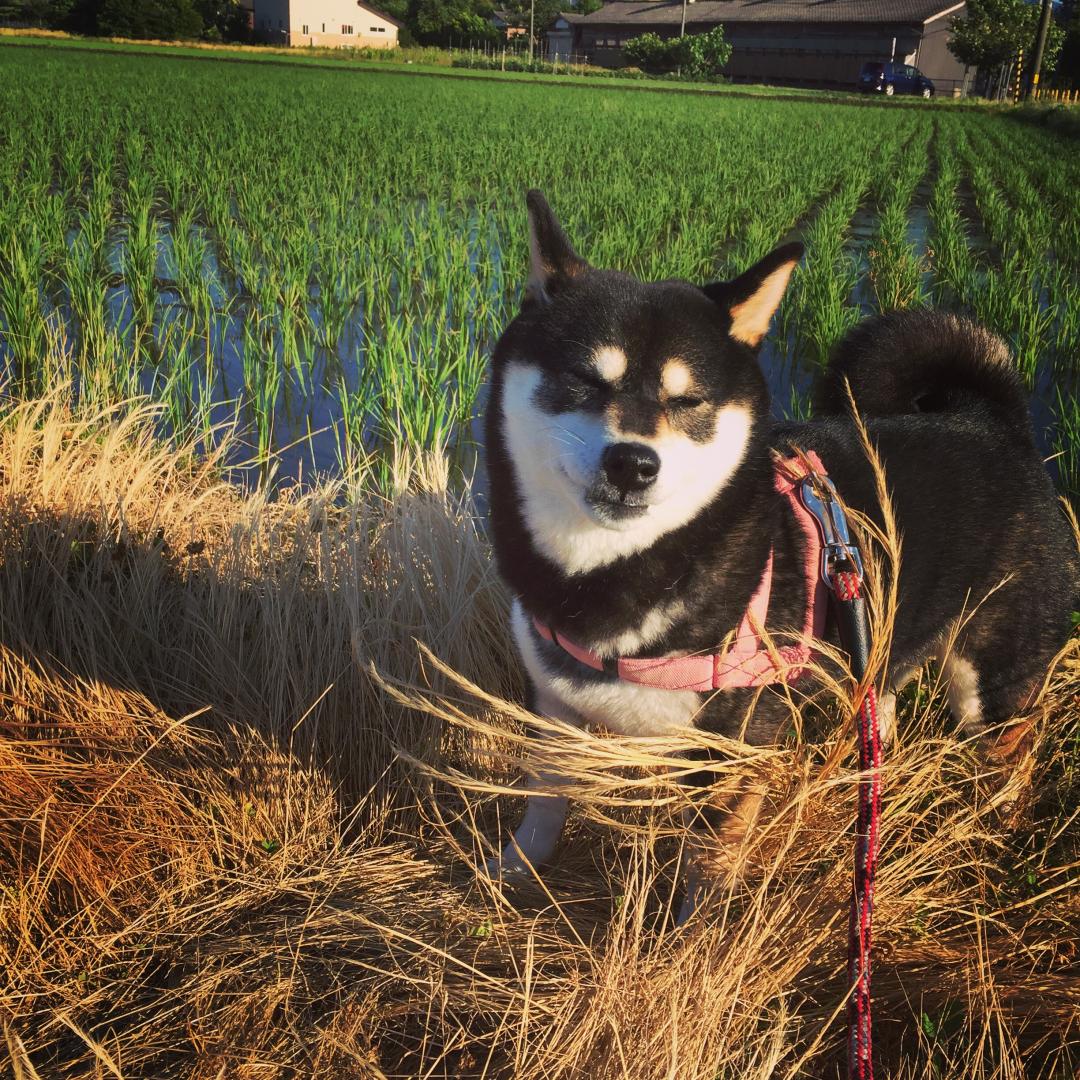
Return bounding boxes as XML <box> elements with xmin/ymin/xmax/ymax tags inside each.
<box><xmin>253</xmin><ymin>0</ymin><xmax>402</xmax><ymax>48</ymax></box>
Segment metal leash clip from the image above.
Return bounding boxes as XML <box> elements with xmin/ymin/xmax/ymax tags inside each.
<box><xmin>799</xmin><ymin>474</ymin><xmax>865</xmax><ymax>588</ymax></box>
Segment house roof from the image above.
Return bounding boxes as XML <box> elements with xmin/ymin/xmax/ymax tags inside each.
<box><xmin>572</xmin><ymin>0</ymin><xmax>964</xmax><ymax>27</ymax></box>
<box><xmin>356</xmin><ymin>0</ymin><xmax>405</xmax><ymax>28</ymax></box>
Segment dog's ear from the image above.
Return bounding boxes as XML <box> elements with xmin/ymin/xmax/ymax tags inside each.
<box><xmin>702</xmin><ymin>242</ymin><xmax>803</xmax><ymax>348</ymax></box>
<box><xmin>525</xmin><ymin>189</ymin><xmax>588</xmax><ymax>305</ymax></box>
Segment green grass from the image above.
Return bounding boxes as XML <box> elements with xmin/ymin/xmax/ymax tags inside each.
<box><xmin>0</xmin><ymin>30</ymin><xmax>944</xmax><ymax>101</ymax></box>
<box><xmin>0</xmin><ymin>42</ymin><xmax>1078</xmax><ymax>493</ymax></box>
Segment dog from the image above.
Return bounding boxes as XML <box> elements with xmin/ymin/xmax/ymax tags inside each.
<box><xmin>482</xmin><ymin>189</ymin><xmax>1079</xmax><ymax>916</ymax></box>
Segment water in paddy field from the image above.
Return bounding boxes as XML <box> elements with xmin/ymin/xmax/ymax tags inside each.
<box><xmin>1</xmin><ymin>206</ymin><xmax>1076</xmax><ymax>497</ymax></box>
<box><xmin>12</xmin><ymin>205</ymin><xmax>505</xmax><ymax>491</ymax></box>
<box><xmin>95</xmin><ymin>224</ymin><xmax>358</xmax><ymax>485</ymax></box>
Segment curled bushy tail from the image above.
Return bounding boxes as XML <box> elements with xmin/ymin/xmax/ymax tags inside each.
<box><xmin>815</xmin><ymin>310</ymin><xmax>1033</xmax><ymax>442</ymax></box>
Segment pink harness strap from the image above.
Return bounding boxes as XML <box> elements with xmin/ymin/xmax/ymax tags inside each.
<box><xmin>532</xmin><ymin>452</ymin><xmax>829</xmax><ymax>692</ymax></box>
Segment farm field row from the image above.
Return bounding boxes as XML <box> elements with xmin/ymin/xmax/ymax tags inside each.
<box><xmin>1</xmin><ymin>47</ymin><xmax>1079</xmax><ymax>496</ymax></box>
<box><xmin>0</xmin><ymin>31</ymin><xmax>882</xmax><ymax>98</ymax></box>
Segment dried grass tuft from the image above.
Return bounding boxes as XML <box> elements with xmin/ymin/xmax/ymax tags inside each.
<box><xmin>1</xmin><ymin>392</ymin><xmax>1077</xmax><ymax>1078</ymax></box>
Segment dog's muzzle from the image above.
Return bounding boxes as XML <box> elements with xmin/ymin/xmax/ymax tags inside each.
<box><xmin>601</xmin><ymin>442</ymin><xmax>660</xmax><ymax>494</ymax></box>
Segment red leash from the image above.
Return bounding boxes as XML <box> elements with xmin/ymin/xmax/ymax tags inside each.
<box><xmin>800</xmin><ymin>474</ymin><xmax>881</xmax><ymax>1080</ymax></box>
<box><xmin>833</xmin><ymin>569</ymin><xmax>881</xmax><ymax>1080</ymax></box>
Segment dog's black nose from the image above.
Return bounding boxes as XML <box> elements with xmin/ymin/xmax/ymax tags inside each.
<box><xmin>602</xmin><ymin>443</ymin><xmax>660</xmax><ymax>493</ymax></box>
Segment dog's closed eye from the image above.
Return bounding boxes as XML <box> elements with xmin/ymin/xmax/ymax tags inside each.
<box><xmin>570</xmin><ymin>369</ymin><xmax>610</xmax><ymax>392</ymax></box>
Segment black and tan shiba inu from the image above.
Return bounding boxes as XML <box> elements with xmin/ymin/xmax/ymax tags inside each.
<box><xmin>482</xmin><ymin>190</ymin><xmax>1078</xmax><ymax>910</ymax></box>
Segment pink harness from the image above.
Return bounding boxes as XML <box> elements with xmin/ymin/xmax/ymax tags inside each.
<box><xmin>531</xmin><ymin>452</ymin><xmax>830</xmax><ymax>692</ymax></box>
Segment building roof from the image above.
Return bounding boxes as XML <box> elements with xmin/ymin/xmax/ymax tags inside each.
<box><xmin>573</xmin><ymin>0</ymin><xmax>963</xmax><ymax>27</ymax></box>
<box><xmin>356</xmin><ymin>0</ymin><xmax>405</xmax><ymax>28</ymax></box>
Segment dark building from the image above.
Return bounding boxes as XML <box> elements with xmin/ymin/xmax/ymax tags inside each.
<box><xmin>547</xmin><ymin>0</ymin><xmax>970</xmax><ymax>95</ymax></box>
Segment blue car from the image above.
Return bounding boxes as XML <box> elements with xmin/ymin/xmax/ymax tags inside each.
<box><xmin>858</xmin><ymin>61</ymin><xmax>935</xmax><ymax>98</ymax></box>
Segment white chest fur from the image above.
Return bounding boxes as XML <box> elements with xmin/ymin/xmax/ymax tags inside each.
<box><xmin>510</xmin><ymin>600</ymin><xmax>701</xmax><ymax>735</ymax></box>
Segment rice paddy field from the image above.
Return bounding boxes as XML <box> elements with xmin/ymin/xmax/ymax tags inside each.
<box><xmin>1</xmin><ymin>42</ymin><xmax>1079</xmax><ymax>1079</ymax></box>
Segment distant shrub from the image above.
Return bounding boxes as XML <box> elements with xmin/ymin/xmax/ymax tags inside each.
<box><xmin>624</xmin><ymin>26</ymin><xmax>731</xmax><ymax>80</ymax></box>
<box><xmin>685</xmin><ymin>26</ymin><xmax>732</xmax><ymax>80</ymax></box>
<box><xmin>449</xmin><ymin>52</ymin><xmax>653</xmax><ymax>77</ymax></box>
<box><xmin>622</xmin><ymin>32</ymin><xmax>668</xmax><ymax>72</ymax></box>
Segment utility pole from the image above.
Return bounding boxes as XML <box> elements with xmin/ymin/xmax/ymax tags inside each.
<box><xmin>529</xmin><ymin>0</ymin><xmax>535</xmax><ymax>61</ymax></box>
<box><xmin>676</xmin><ymin>0</ymin><xmax>687</xmax><ymax>77</ymax></box>
<box><xmin>1026</xmin><ymin>0</ymin><xmax>1054</xmax><ymax>99</ymax></box>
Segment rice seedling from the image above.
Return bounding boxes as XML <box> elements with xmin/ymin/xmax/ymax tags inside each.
<box><xmin>927</xmin><ymin>126</ymin><xmax>981</xmax><ymax>310</ymax></box>
<box><xmin>791</xmin><ymin>164</ymin><xmax>874</xmax><ymax>364</ymax></box>
<box><xmin>1053</xmin><ymin>386</ymin><xmax>1080</xmax><ymax>500</ymax></box>
<box><xmin>63</xmin><ymin>230</ymin><xmax>114</xmax><ymax>364</ymax></box>
<box><xmin>0</xmin><ymin>230</ymin><xmax>50</xmax><ymax>393</ymax></box>
<box><xmin>80</xmin><ymin>163</ymin><xmax>116</xmax><ymax>275</ymax></box>
<box><xmin>866</xmin><ymin>125</ymin><xmax>932</xmax><ymax>313</ymax></box>
<box><xmin>950</xmin><ymin>128</ymin><xmax>1056</xmax><ymax>379</ymax></box>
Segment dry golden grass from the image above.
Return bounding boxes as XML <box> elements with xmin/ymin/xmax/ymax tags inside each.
<box><xmin>1</xmin><ymin>393</ymin><xmax>1077</xmax><ymax>1078</ymax></box>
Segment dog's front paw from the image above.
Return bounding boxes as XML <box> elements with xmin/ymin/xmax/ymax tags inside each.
<box><xmin>483</xmin><ymin>851</ymin><xmax>532</xmax><ymax>880</ymax></box>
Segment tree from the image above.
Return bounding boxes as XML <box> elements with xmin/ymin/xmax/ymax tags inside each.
<box><xmin>0</xmin><ymin>0</ymin><xmax>73</xmax><ymax>27</ymax></box>
<box><xmin>623</xmin><ymin>31</ymin><xmax>673</xmax><ymax>72</ymax></box>
<box><xmin>948</xmin><ymin>0</ymin><xmax>1064</xmax><ymax>74</ymax></box>
<box><xmin>377</xmin><ymin>0</ymin><xmax>409</xmax><ymax>26</ymax></box>
<box><xmin>499</xmin><ymin>0</ymin><xmax>562</xmax><ymax>53</ymax></box>
<box><xmin>1057</xmin><ymin>0</ymin><xmax>1080</xmax><ymax>84</ymax></box>
<box><xmin>682</xmin><ymin>25</ymin><xmax>731</xmax><ymax>79</ymax></box>
<box><xmin>96</xmin><ymin>0</ymin><xmax>203</xmax><ymax>38</ymax></box>
<box><xmin>194</xmin><ymin>0</ymin><xmax>250</xmax><ymax>40</ymax></box>
<box><xmin>410</xmin><ymin>0</ymin><xmax>499</xmax><ymax>45</ymax></box>
<box><xmin>1</xmin><ymin>0</ymin><xmax>219</xmax><ymax>36</ymax></box>
<box><xmin>624</xmin><ymin>25</ymin><xmax>730</xmax><ymax>79</ymax></box>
